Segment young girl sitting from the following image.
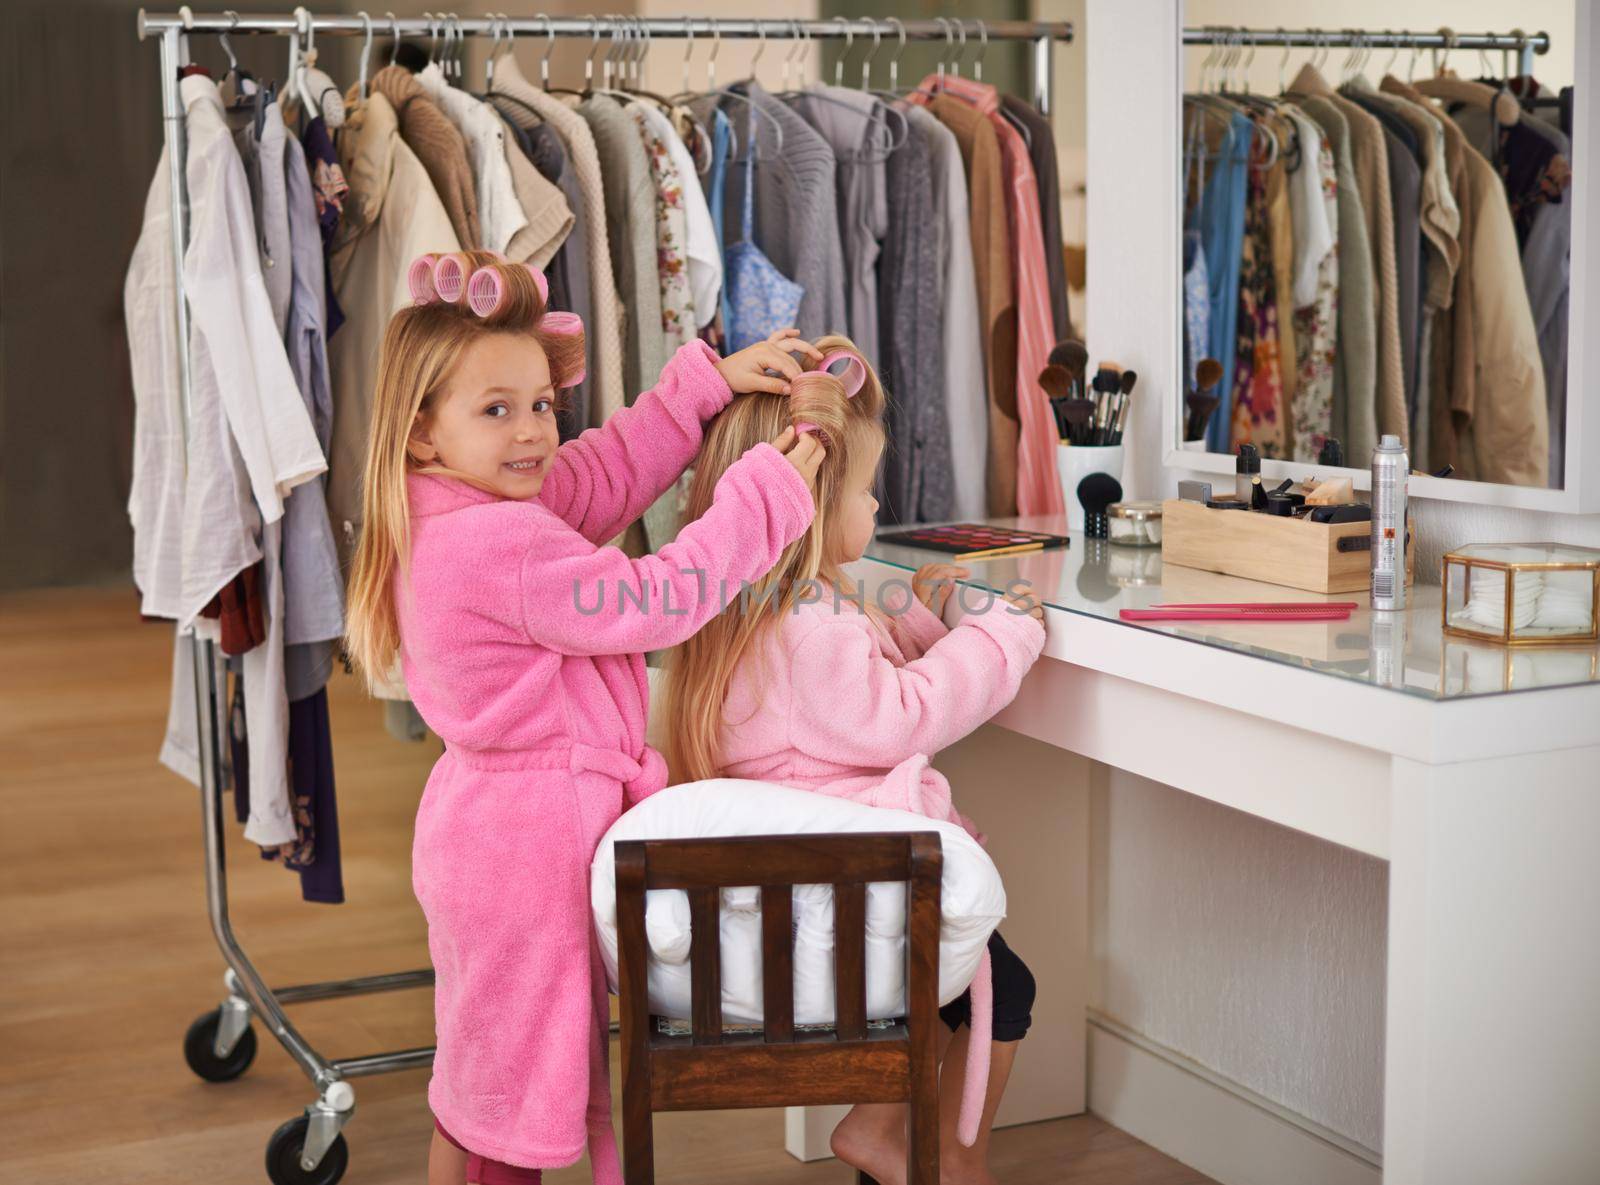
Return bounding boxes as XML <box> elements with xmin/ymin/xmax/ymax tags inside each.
<box><xmin>663</xmin><ymin>338</ymin><xmax>1048</xmax><ymax>1185</ymax></box>
<box><xmin>345</xmin><ymin>249</ymin><xmax>828</xmax><ymax>1185</ymax></box>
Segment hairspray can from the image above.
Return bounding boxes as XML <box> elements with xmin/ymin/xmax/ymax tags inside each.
<box><xmin>1370</xmin><ymin>435</ymin><xmax>1408</xmax><ymax>611</ymax></box>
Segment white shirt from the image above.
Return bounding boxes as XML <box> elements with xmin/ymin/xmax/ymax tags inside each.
<box><xmin>126</xmin><ymin>76</ymin><xmax>323</xmax><ymax>846</ymax></box>
<box><xmin>417</xmin><ymin>63</ymin><xmax>529</xmax><ymax>256</ymax></box>
<box><xmin>633</xmin><ymin>101</ymin><xmax>722</xmax><ymax>329</ymax></box>
<box><xmin>1284</xmin><ymin>107</ymin><xmax>1337</xmax><ymax>310</ymax></box>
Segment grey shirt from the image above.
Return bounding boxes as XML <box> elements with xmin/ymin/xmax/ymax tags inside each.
<box><xmin>578</xmin><ymin>95</ymin><xmax>665</xmax><ymax>401</ymax></box>
<box><xmin>878</xmin><ymin>116</ymin><xmax>949</xmax><ymax>525</ymax></box>
<box><xmin>797</xmin><ymin>85</ymin><xmax>887</xmax><ymax>360</ymax></box>
<box><xmin>725</xmin><ymin>81</ymin><xmax>850</xmax><ymax>339</ymax></box>
<box><xmin>281</xmin><ymin>134</ymin><xmax>344</xmax><ymax>701</ymax></box>
<box><xmin>232</xmin><ymin>100</ymin><xmax>293</xmax><ymax>334</ymax></box>
<box><xmin>912</xmin><ymin>106</ymin><xmax>988</xmax><ymax>521</ymax></box>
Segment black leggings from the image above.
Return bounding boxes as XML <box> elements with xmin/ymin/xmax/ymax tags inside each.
<box><xmin>939</xmin><ymin>930</ymin><xmax>1035</xmax><ymax>1042</ymax></box>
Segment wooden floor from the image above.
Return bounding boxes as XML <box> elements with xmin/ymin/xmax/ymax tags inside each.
<box><xmin>0</xmin><ymin>586</ymin><xmax>1215</xmax><ymax>1184</ymax></box>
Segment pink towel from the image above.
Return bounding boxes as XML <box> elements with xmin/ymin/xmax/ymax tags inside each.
<box><xmin>398</xmin><ymin>342</ymin><xmax>816</xmax><ymax>1172</ymax></box>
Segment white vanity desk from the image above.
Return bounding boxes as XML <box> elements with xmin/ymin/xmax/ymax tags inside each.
<box><xmin>844</xmin><ymin>521</ymin><xmax>1600</xmax><ymax>1185</ymax></box>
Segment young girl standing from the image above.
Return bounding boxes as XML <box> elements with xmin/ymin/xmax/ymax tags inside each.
<box><xmin>664</xmin><ymin>339</ymin><xmax>1047</xmax><ymax>1185</ymax></box>
<box><xmin>345</xmin><ymin>250</ymin><xmax>825</xmax><ymax>1185</ymax></box>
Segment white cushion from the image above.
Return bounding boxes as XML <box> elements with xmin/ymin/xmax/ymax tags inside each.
<box><xmin>590</xmin><ymin>779</ymin><xmax>1005</xmax><ymax>1026</ymax></box>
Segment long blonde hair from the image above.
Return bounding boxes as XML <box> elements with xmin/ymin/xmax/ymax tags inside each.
<box><xmin>663</xmin><ymin>335</ymin><xmax>888</xmax><ymax>784</ymax></box>
<box><xmin>344</xmin><ymin>250</ymin><xmax>586</xmax><ymax>687</ymax></box>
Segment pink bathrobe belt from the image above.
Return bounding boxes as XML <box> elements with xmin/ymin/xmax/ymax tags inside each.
<box><xmin>447</xmin><ymin>740</ymin><xmax>667</xmax><ymax>803</ymax></box>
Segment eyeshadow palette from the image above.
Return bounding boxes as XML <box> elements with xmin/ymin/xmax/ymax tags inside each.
<box><xmin>875</xmin><ymin>523</ymin><xmax>1073</xmax><ymax>561</ymax></box>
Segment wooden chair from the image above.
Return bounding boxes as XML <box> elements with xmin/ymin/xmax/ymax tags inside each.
<box><xmin>615</xmin><ymin>831</ymin><xmax>944</xmax><ymax>1185</ymax></box>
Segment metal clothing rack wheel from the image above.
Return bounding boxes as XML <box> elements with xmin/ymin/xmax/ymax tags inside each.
<box><xmin>135</xmin><ymin>11</ymin><xmax>1073</xmax><ymax>1183</ymax></box>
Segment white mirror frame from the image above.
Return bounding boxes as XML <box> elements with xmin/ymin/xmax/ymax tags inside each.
<box><xmin>1089</xmin><ymin>0</ymin><xmax>1598</xmax><ymax>515</ymax></box>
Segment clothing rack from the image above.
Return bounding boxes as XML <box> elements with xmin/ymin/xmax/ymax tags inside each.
<box><xmin>1182</xmin><ymin>26</ymin><xmax>1551</xmax><ymax>79</ymax></box>
<box><xmin>134</xmin><ymin>12</ymin><xmax>1073</xmax><ymax>1183</ymax></box>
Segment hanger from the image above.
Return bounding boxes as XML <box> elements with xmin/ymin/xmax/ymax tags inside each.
<box><xmin>691</xmin><ymin>17</ymin><xmax>783</xmax><ymax>163</ymax></box>
<box><xmin>780</xmin><ymin>19</ymin><xmax>904</xmax><ymax>161</ymax></box>
<box><xmin>1412</xmin><ymin>27</ymin><xmax>1521</xmax><ymax>124</ymax></box>
<box><xmin>386</xmin><ymin>11</ymin><xmax>400</xmax><ymax>67</ymax></box>
<box><xmin>353</xmin><ymin>11</ymin><xmax>374</xmax><ymax>99</ymax></box>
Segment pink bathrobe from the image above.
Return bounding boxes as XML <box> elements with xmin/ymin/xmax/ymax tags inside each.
<box><xmin>716</xmin><ymin>585</ymin><xmax>1046</xmax><ymax>1141</ymax></box>
<box><xmin>398</xmin><ymin>341</ymin><xmax>815</xmax><ymax>1176</ymax></box>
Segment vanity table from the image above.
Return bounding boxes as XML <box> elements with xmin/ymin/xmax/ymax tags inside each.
<box><xmin>845</xmin><ymin>519</ymin><xmax>1600</xmax><ymax>1185</ymax></box>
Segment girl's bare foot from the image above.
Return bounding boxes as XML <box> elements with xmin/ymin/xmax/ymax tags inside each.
<box><xmin>830</xmin><ymin>1103</ymin><xmax>908</xmax><ymax>1185</ymax></box>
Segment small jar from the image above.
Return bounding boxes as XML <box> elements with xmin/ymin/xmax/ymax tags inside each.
<box><xmin>1107</xmin><ymin>500</ymin><xmax>1163</xmax><ymax>548</ymax></box>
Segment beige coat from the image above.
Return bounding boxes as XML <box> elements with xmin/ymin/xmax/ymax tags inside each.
<box><xmin>1378</xmin><ymin>79</ymin><xmax>1547</xmax><ymax>485</ymax></box>
<box><xmin>326</xmin><ymin>89</ymin><xmax>461</xmax><ymax>569</ymax></box>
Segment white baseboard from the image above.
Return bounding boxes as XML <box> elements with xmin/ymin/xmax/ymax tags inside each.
<box><xmin>1088</xmin><ymin>1014</ymin><xmax>1381</xmax><ymax>1185</ymax></box>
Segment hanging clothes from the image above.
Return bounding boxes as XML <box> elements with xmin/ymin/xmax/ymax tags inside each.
<box><xmin>1001</xmin><ymin>95</ymin><xmax>1074</xmax><ymax>341</ymax></box>
<box><xmin>628</xmin><ymin>100</ymin><xmax>698</xmax><ymax>348</ymax></box>
<box><xmin>280</xmin><ymin>132</ymin><xmax>344</xmax><ymax>703</ymax></box>
<box><xmin>126</xmin><ymin>76</ymin><xmax>325</xmax><ymax>847</ymax></box>
<box><xmin>489</xmin><ymin>56</ymin><xmax>627</xmax><ymax>425</ymax></box>
<box><xmin>578</xmin><ymin>94</ymin><xmax>666</xmax><ymax>404</ymax></box>
<box><xmin>1282</xmin><ymin>107</ymin><xmax>1338</xmax><ymax>462</ymax></box>
<box><xmin>911</xmin><ymin>104</ymin><xmax>988</xmax><ymax>522</ymax></box>
<box><xmin>797</xmin><ymin>84</ymin><xmax>888</xmax><ymax>361</ymax></box>
<box><xmin>720</xmin><ymin>151</ymin><xmax>803</xmax><ymax>352</ymax></box>
<box><xmin>370</xmin><ymin>64</ymin><xmax>480</xmax><ymax>250</ymax></box>
<box><xmin>503</xmin><ymin>113</ymin><xmax>593</xmax><ymax>436</ymax></box>
<box><xmin>1191</xmin><ymin>105</ymin><xmax>1251</xmax><ymax>453</ymax></box>
<box><xmin>327</xmin><ymin>86</ymin><xmax>460</xmax><ymax>573</ymax></box>
<box><xmin>924</xmin><ymin>94</ymin><xmax>1015</xmax><ymax>517</ymax></box>
<box><xmin>1262</xmin><ymin>110</ymin><xmax>1299</xmax><ymax>459</ymax></box>
<box><xmin>1228</xmin><ymin>130</ymin><xmax>1286</xmax><ymax>457</ymax></box>
<box><xmin>232</xmin><ymin>96</ymin><xmax>294</xmax><ymax>332</ymax></box>
<box><xmin>876</xmin><ymin>110</ymin><xmax>950</xmax><ymax>527</ymax></box>
<box><xmin>724</xmin><ymin>80</ymin><xmax>850</xmax><ymax>340</ymax></box>
<box><xmin>639</xmin><ymin>102</ymin><xmax>721</xmax><ymax>331</ymax></box>
<box><xmin>1296</xmin><ymin>97</ymin><xmax>1373</xmax><ymax>454</ymax></box>
<box><xmin>914</xmin><ymin>76</ymin><xmax>1061</xmax><ymax>519</ymax></box>
<box><xmin>300</xmin><ymin>115</ymin><xmax>347</xmax><ymax>337</ymax></box>
<box><xmin>416</xmin><ymin>62</ymin><xmax>530</xmax><ymax>255</ymax></box>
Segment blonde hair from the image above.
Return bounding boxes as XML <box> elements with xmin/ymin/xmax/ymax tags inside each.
<box><xmin>344</xmin><ymin>250</ymin><xmax>586</xmax><ymax>687</ymax></box>
<box><xmin>663</xmin><ymin>335</ymin><xmax>888</xmax><ymax>784</ymax></box>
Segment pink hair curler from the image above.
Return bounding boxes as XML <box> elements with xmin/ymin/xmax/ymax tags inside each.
<box><xmin>465</xmin><ymin>264</ymin><xmax>553</xmax><ymax>316</ymax></box>
<box><xmin>793</xmin><ymin>421</ymin><xmax>820</xmax><ymax>436</ymax></box>
<box><xmin>815</xmin><ymin>348</ymin><xmax>868</xmax><ymax>397</ymax></box>
<box><xmin>407</xmin><ymin>253</ymin><xmax>440</xmax><ymax>304</ymax></box>
<box><xmin>540</xmin><ymin>310</ymin><xmax>586</xmax><ymax>387</ymax></box>
<box><xmin>431</xmin><ymin>253</ymin><xmax>471</xmax><ymax>303</ymax></box>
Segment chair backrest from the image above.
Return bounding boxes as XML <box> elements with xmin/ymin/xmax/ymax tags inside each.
<box><xmin>614</xmin><ymin>832</ymin><xmax>944</xmax><ymax>1044</ymax></box>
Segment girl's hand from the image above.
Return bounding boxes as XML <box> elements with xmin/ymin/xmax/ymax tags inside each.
<box><xmin>770</xmin><ymin>426</ymin><xmax>825</xmax><ymax>493</ymax></box>
<box><xmin>715</xmin><ymin>329</ymin><xmax>825</xmax><ymax>396</ymax></box>
<box><xmin>913</xmin><ymin>563</ymin><xmax>970</xmax><ymax>615</ymax></box>
<box><xmin>1002</xmin><ymin>580</ymin><xmax>1046</xmax><ymax>624</ymax></box>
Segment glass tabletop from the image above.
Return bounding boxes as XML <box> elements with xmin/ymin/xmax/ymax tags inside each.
<box><xmin>864</xmin><ymin>519</ymin><xmax>1600</xmax><ymax>701</ymax></box>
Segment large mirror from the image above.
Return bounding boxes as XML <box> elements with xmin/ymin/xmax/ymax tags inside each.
<box><xmin>1177</xmin><ymin>4</ymin><xmax>1576</xmax><ymax>493</ymax></box>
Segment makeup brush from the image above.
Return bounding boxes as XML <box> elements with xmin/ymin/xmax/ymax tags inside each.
<box><xmin>1038</xmin><ymin>363</ymin><xmax>1074</xmax><ymax>400</ymax></box>
<box><xmin>1076</xmin><ymin>472</ymin><xmax>1124</xmax><ymax>539</ymax></box>
<box><xmin>1049</xmin><ymin>339</ymin><xmax>1090</xmax><ymax>383</ymax></box>
<box><xmin>1110</xmin><ymin>370</ymin><xmax>1138</xmax><ymax>446</ymax></box>
<box><xmin>1063</xmin><ymin>399</ymin><xmax>1096</xmax><ymax>445</ymax></box>
<box><xmin>1185</xmin><ymin>357</ymin><xmax>1224</xmax><ymax>441</ymax></box>
<box><xmin>1090</xmin><ymin>367</ymin><xmax>1121</xmax><ymax>445</ymax></box>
